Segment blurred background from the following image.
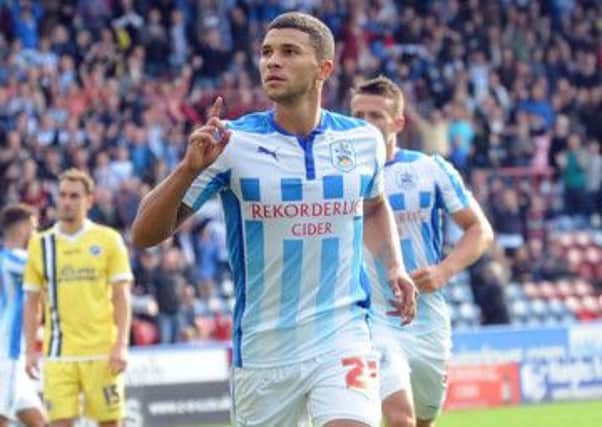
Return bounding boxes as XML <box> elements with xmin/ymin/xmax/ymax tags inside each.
<box><xmin>0</xmin><ymin>0</ymin><xmax>600</xmax><ymax>426</ymax></box>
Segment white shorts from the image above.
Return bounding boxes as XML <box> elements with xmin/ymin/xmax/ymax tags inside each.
<box><xmin>373</xmin><ymin>324</ymin><xmax>450</xmax><ymax>421</ymax></box>
<box><xmin>0</xmin><ymin>358</ymin><xmax>43</xmax><ymax>420</ymax></box>
<box><xmin>231</xmin><ymin>351</ymin><xmax>381</xmax><ymax>427</ymax></box>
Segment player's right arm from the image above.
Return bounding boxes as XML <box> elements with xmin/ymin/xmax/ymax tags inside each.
<box><xmin>23</xmin><ymin>291</ymin><xmax>42</xmax><ymax>379</ymax></box>
<box><xmin>23</xmin><ymin>236</ymin><xmax>44</xmax><ymax>379</ymax></box>
<box><xmin>131</xmin><ymin>97</ymin><xmax>232</xmax><ymax>248</ymax></box>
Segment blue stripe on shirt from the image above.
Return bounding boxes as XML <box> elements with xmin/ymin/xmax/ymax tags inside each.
<box><xmin>433</xmin><ymin>155</ymin><xmax>469</xmax><ymax>207</ymax></box>
<box><xmin>281</xmin><ymin>178</ymin><xmax>303</xmax><ymax>201</ymax></box>
<box><xmin>401</xmin><ymin>238</ymin><xmax>418</xmax><ymax>272</ymax></box>
<box><xmin>279</xmin><ymin>240</ymin><xmax>303</xmax><ymax>327</ymax></box>
<box><xmin>323</xmin><ymin>175</ymin><xmax>344</xmax><ymax>199</ymax></box>
<box><xmin>243</xmin><ymin>220</ymin><xmax>265</xmax><ymax>330</ymax></box>
<box><xmin>221</xmin><ymin>189</ymin><xmax>246</xmax><ymax>367</ymax></box>
<box><xmin>192</xmin><ymin>170</ymin><xmax>231</xmax><ymax>210</ymax></box>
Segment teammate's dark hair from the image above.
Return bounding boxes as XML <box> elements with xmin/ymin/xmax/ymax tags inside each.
<box><xmin>352</xmin><ymin>76</ymin><xmax>405</xmax><ymax>116</ymax></box>
<box><xmin>0</xmin><ymin>203</ymin><xmax>35</xmax><ymax>231</ymax></box>
<box><xmin>267</xmin><ymin>12</ymin><xmax>335</xmax><ymax>61</ymax></box>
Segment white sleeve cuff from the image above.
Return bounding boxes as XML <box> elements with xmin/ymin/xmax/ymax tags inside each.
<box><xmin>111</xmin><ymin>273</ymin><xmax>134</xmax><ymax>284</ymax></box>
<box><xmin>24</xmin><ymin>284</ymin><xmax>42</xmax><ymax>293</ymax></box>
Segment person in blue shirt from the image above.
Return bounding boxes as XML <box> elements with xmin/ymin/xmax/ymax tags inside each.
<box><xmin>132</xmin><ymin>12</ymin><xmax>417</xmax><ymax>427</ymax></box>
<box><xmin>350</xmin><ymin>76</ymin><xmax>494</xmax><ymax>427</ymax></box>
<box><xmin>0</xmin><ymin>203</ymin><xmax>45</xmax><ymax>427</ymax></box>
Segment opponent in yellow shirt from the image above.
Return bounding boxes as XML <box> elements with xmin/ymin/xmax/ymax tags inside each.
<box><xmin>22</xmin><ymin>169</ymin><xmax>132</xmax><ymax>427</ymax></box>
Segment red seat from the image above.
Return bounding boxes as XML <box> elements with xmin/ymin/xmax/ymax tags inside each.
<box><xmin>132</xmin><ymin>319</ymin><xmax>158</xmax><ymax>346</ymax></box>
<box><xmin>213</xmin><ymin>313</ymin><xmax>233</xmax><ymax>341</ymax></box>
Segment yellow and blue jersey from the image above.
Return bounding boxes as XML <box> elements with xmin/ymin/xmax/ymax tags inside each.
<box><xmin>23</xmin><ymin>220</ymin><xmax>133</xmax><ymax>360</ymax></box>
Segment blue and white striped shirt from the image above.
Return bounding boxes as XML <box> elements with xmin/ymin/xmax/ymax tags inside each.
<box><xmin>183</xmin><ymin>110</ymin><xmax>385</xmax><ymax>367</ymax></box>
<box><xmin>365</xmin><ymin>150</ymin><xmax>471</xmax><ymax>338</ymax></box>
<box><xmin>0</xmin><ymin>248</ymin><xmax>28</xmax><ymax>360</ymax></box>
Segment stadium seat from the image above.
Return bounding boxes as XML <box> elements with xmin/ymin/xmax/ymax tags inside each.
<box><xmin>213</xmin><ymin>313</ymin><xmax>233</xmax><ymax>341</ymax></box>
<box><xmin>539</xmin><ymin>281</ymin><xmax>557</xmax><ymax>300</ymax></box>
<box><xmin>131</xmin><ymin>319</ymin><xmax>159</xmax><ymax>346</ymax></box>
<box><xmin>195</xmin><ymin>315</ymin><xmax>217</xmax><ymax>339</ymax></box>
<box><xmin>565</xmin><ymin>296</ymin><xmax>583</xmax><ymax>315</ymax></box>
<box><xmin>574</xmin><ymin>279</ymin><xmax>594</xmax><ymax>297</ymax></box>
<box><xmin>505</xmin><ymin>283</ymin><xmax>525</xmax><ymax>302</ymax></box>
<box><xmin>523</xmin><ymin>282</ymin><xmax>539</xmax><ymax>299</ymax></box>
<box><xmin>556</xmin><ymin>280</ymin><xmax>573</xmax><ymax>299</ymax></box>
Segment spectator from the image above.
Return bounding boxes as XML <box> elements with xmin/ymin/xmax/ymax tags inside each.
<box><xmin>583</xmin><ymin>140</ymin><xmax>601</xmax><ymax>220</ymax></box>
<box><xmin>557</xmin><ymin>133</ymin><xmax>587</xmax><ymax>218</ymax></box>
<box><xmin>152</xmin><ymin>247</ymin><xmax>186</xmax><ymax>344</ymax></box>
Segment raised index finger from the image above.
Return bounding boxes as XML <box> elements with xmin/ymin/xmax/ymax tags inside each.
<box><xmin>208</xmin><ymin>96</ymin><xmax>224</xmax><ymax>119</ymax></box>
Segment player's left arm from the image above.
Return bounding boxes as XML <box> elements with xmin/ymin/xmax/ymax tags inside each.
<box><xmin>110</xmin><ymin>279</ymin><xmax>131</xmax><ymax>375</ymax></box>
<box><xmin>107</xmin><ymin>230</ymin><xmax>134</xmax><ymax>375</ymax></box>
<box><xmin>412</xmin><ymin>156</ymin><xmax>494</xmax><ymax>292</ymax></box>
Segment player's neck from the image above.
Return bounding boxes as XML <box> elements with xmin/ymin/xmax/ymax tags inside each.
<box><xmin>58</xmin><ymin>219</ymin><xmax>86</xmax><ymax>236</ymax></box>
<box><xmin>2</xmin><ymin>236</ymin><xmax>24</xmax><ymax>251</ymax></box>
<box><xmin>273</xmin><ymin>94</ymin><xmax>321</xmax><ymax>136</ymax></box>
<box><xmin>385</xmin><ymin>139</ymin><xmax>397</xmax><ymax>163</ymax></box>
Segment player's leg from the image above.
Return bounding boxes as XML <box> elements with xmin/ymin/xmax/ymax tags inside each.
<box><xmin>0</xmin><ymin>358</ymin><xmax>16</xmax><ymax>427</ymax></box>
<box><xmin>16</xmin><ymin>408</ymin><xmax>46</xmax><ymax>427</ymax></box>
<box><xmin>230</xmin><ymin>364</ymin><xmax>310</xmax><ymax>426</ymax></box>
<box><xmin>80</xmin><ymin>360</ymin><xmax>125</xmax><ymax>426</ymax></box>
<box><xmin>308</xmin><ymin>351</ymin><xmax>381</xmax><ymax>427</ymax></box>
<box><xmin>50</xmin><ymin>420</ymin><xmax>75</xmax><ymax>427</ymax></box>
<box><xmin>408</xmin><ymin>350</ymin><xmax>449</xmax><ymax>427</ymax></box>
<box><xmin>372</xmin><ymin>325</ymin><xmax>415</xmax><ymax>427</ymax></box>
<box><xmin>43</xmin><ymin>360</ymin><xmax>80</xmax><ymax>427</ymax></box>
<box><xmin>416</xmin><ymin>419</ymin><xmax>435</xmax><ymax>427</ymax></box>
<box><xmin>382</xmin><ymin>391</ymin><xmax>415</xmax><ymax>427</ymax></box>
<box><xmin>13</xmin><ymin>357</ymin><xmax>47</xmax><ymax>427</ymax></box>
<box><xmin>323</xmin><ymin>420</ymin><xmax>370</xmax><ymax>427</ymax></box>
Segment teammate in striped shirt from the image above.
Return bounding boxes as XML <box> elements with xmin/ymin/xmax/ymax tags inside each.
<box><xmin>351</xmin><ymin>77</ymin><xmax>493</xmax><ymax>427</ymax></box>
<box><xmin>132</xmin><ymin>12</ymin><xmax>417</xmax><ymax>427</ymax></box>
<box><xmin>0</xmin><ymin>204</ymin><xmax>45</xmax><ymax>427</ymax></box>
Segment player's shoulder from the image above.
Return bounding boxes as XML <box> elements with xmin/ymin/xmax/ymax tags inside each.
<box><xmin>429</xmin><ymin>153</ymin><xmax>463</xmax><ymax>176</ymax></box>
<box><xmin>225</xmin><ymin>111</ymin><xmax>275</xmax><ymax>135</ymax></box>
<box><xmin>388</xmin><ymin>149</ymin><xmax>429</xmax><ymax>165</ymax></box>
<box><xmin>322</xmin><ymin>110</ymin><xmax>372</xmax><ymax>134</ymax></box>
<box><xmin>5</xmin><ymin>248</ymin><xmax>27</xmax><ymax>266</ymax></box>
<box><xmin>86</xmin><ymin>221</ymin><xmax>123</xmax><ymax>243</ymax></box>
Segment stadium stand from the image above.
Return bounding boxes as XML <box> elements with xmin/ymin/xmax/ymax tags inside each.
<box><xmin>0</xmin><ymin>0</ymin><xmax>600</xmax><ymax>345</ymax></box>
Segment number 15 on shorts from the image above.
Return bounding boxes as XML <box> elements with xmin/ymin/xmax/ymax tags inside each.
<box><xmin>103</xmin><ymin>384</ymin><xmax>121</xmax><ymax>407</ymax></box>
<box><xmin>341</xmin><ymin>356</ymin><xmax>378</xmax><ymax>394</ymax></box>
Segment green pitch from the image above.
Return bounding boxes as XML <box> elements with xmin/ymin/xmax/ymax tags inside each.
<box><xmin>199</xmin><ymin>400</ymin><xmax>602</xmax><ymax>427</ymax></box>
<box><xmin>439</xmin><ymin>400</ymin><xmax>602</xmax><ymax>427</ymax></box>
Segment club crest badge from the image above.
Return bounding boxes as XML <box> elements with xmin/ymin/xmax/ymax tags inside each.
<box><xmin>397</xmin><ymin>170</ymin><xmax>416</xmax><ymax>190</ymax></box>
<box><xmin>330</xmin><ymin>141</ymin><xmax>356</xmax><ymax>172</ymax></box>
<box><xmin>89</xmin><ymin>245</ymin><xmax>102</xmax><ymax>256</ymax></box>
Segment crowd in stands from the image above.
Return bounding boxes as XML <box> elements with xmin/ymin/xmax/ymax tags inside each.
<box><xmin>0</xmin><ymin>0</ymin><xmax>600</xmax><ymax>344</ymax></box>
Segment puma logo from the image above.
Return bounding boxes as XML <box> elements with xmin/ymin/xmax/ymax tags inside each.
<box><xmin>257</xmin><ymin>146</ymin><xmax>278</xmax><ymax>161</ymax></box>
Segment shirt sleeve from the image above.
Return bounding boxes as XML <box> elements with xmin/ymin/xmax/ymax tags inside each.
<box><xmin>367</xmin><ymin>126</ymin><xmax>386</xmax><ymax>199</ymax></box>
<box><xmin>23</xmin><ymin>234</ymin><xmax>44</xmax><ymax>293</ymax></box>
<box><xmin>432</xmin><ymin>154</ymin><xmax>472</xmax><ymax>214</ymax></box>
<box><xmin>182</xmin><ymin>138</ymin><xmax>232</xmax><ymax>211</ymax></box>
<box><xmin>106</xmin><ymin>230</ymin><xmax>134</xmax><ymax>284</ymax></box>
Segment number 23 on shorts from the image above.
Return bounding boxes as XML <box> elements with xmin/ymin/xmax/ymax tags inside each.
<box><xmin>341</xmin><ymin>356</ymin><xmax>378</xmax><ymax>393</ymax></box>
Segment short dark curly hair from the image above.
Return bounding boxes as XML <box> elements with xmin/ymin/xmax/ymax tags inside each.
<box><xmin>266</xmin><ymin>12</ymin><xmax>335</xmax><ymax>61</ymax></box>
